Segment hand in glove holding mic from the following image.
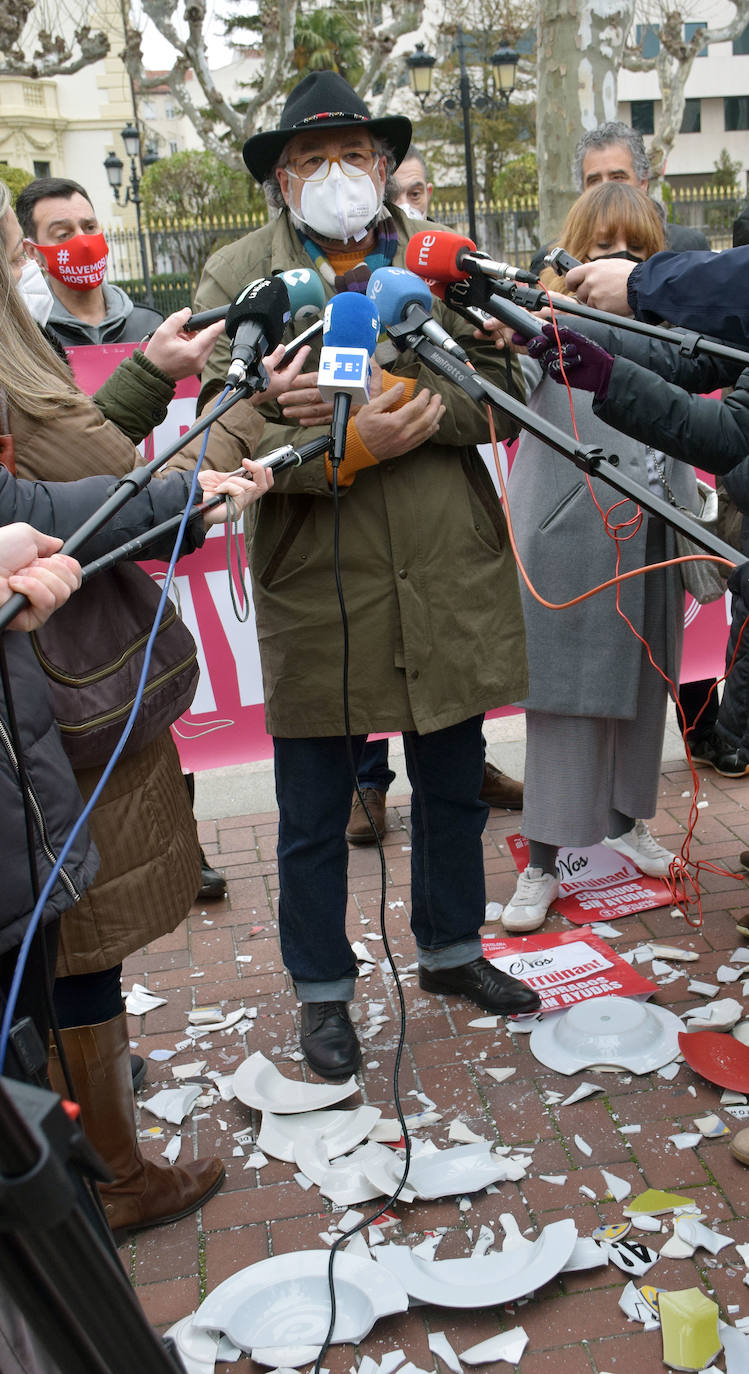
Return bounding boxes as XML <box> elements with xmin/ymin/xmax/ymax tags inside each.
<box><xmin>527</xmin><ymin>322</ymin><xmax>615</xmax><ymax>400</ymax></box>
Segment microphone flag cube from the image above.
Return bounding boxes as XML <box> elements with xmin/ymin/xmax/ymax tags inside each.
<box><xmin>317</xmin><ymin>346</ymin><xmax>372</xmax><ymax>405</ymax></box>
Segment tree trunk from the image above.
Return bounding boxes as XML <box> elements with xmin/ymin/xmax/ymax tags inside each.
<box><xmin>536</xmin><ymin>0</ymin><xmax>633</xmax><ymax>242</ymax></box>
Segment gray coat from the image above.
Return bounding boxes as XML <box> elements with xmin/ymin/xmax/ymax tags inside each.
<box><xmin>507</xmin><ymin>355</ymin><xmax>698</xmax><ymax>719</ymax></box>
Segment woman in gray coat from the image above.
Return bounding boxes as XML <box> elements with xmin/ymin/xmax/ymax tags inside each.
<box><xmin>502</xmin><ymin>184</ymin><xmax>699</xmax><ymax>932</ymax></box>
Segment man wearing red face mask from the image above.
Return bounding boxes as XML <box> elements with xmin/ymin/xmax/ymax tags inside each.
<box><xmin>15</xmin><ymin>177</ymin><xmax>163</xmax><ymax>347</ymax></box>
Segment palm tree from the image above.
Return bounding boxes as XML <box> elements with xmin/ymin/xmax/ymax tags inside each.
<box><xmin>291</xmin><ymin>5</ymin><xmax>364</xmax><ymax>88</ymax></box>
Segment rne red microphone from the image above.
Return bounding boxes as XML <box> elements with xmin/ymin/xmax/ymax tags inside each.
<box><xmin>406</xmin><ymin>230</ymin><xmax>538</xmax><ymax>287</ymax></box>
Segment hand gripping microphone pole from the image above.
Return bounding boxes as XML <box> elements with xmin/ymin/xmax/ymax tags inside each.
<box><xmin>318</xmin><ymin>294</ymin><xmax>380</xmax><ymax>468</ymax></box>
<box><xmin>384</xmin><ymin>315</ymin><xmax>741</xmax><ymax>570</ymax></box>
<box><xmin>0</xmin><ymin>278</ymin><xmax>292</xmax><ymax>634</ymax></box>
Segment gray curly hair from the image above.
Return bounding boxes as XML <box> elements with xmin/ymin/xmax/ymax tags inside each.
<box><xmin>572</xmin><ymin>122</ymin><xmax>651</xmax><ymax>193</ymax></box>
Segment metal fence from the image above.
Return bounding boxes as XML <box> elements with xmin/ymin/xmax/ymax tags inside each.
<box><xmin>106</xmin><ymin>185</ymin><xmax>745</xmax><ymax>307</ymax></box>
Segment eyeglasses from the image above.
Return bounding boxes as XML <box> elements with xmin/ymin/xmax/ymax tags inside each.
<box><xmin>286</xmin><ymin>149</ymin><xmax>378</xmax><ymax>183</ymax></box>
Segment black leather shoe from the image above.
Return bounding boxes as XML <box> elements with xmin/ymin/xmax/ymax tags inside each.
<box><xmin>713</xmin><ymin>747</ymin><xmax>749</xmax><ymax>778</ymax></box>
<box><xmin>198</xmin><ymin>847</ymin><xmax>227</xmax><ymax>900</ymax></box>
<box><xmin>300</xmin><ymin>1001</ymin><xmax>361</xmax><ymax>1081</ymax></box>
<box><xmin>131</xmin><ymin>1055</ymin><xmax>147</xmax><ymax>1093</ymax></box>
<box><xmin>419</xmin><ymin>957</ymin><xmax>541</xmax><ymax>1015</ymax></box>
<box><xmin>688</xmin><ymin>732</ymin><xmax>722</xmax><ymax>768</ymax></box>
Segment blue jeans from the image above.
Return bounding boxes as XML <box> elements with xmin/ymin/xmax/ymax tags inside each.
<box><xmin>356</xmin><ymin>737</ymin><xmax>396</xmax><ymax>792</ymax></box>
<box><xmin>274</xmin><ymin>714</ymin><xmax>488</xmax><ymax>1000</ymax></box>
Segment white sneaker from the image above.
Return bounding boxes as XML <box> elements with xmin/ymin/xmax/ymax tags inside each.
<box><xmin>502</xmin><ymin>866</ymin><xmax>559</xmax><ymax>933</ymax></box>
<box><xmin>602</xmin><ymin>820</ymin><xmax>674</xmax><ymax>877</ymax></box>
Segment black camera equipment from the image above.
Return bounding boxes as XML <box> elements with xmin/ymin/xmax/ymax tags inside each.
<box><xmin>0</xmin><ymin>1076</ymin><xmax>184</xmax><ymax>1374</ymax></box>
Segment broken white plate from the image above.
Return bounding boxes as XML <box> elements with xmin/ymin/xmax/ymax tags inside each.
<box><xmin>257</xmin><ymin>1105</ymin><xmax>381</xmax><ymax>1163</ymax></box>
<box><xmin>405</xmin><ymin>1143</ymin><xmax>525</xmax><ymax>1199</ymax></box>
<box><xmin>561</xmin><ymin>1237</ymin><xmax>608</xmax><ymax>1272</ymax></box>
<box><xmin>232</xmin><ymin>1052</ymin><xmax>359</xmax><ymax>1113</ymax></box>
<box><xmin>142</xmin><ymin>1085</ymin><xmax>202</xmax><ymax>1125</ymax></box>
<box><xmin>682</xmin><ymin>999</ymin><xmax>744</xmax><ymax>1032</ymax></box>
<box><xmin>648</xmin><ymin>944</ymin><xmax>698</xmax><ymax>962</ymax></box>
<box><xmin>529</xmin><ymin>996</ymin><xmax>683</xmax><ymax>1074</ymax></box>
<box><xmin>360</xmin><ymin>1149</ymin><xmax>419</xmax><ymax>1205</ymax></box>
<box><xmin>604</xmin><ymin>1238</ymin><xmax>659</xmax><ymax>1275</ymax></box>
<box><xmin>294</xmin><ymin>1137</ymin><xmax>393</xmax><ymax>1206</ymax></box>
<box><xmin>250</xmin><ymin>1344</ymin><xmax>319</xmax><ymax>1367</ymax></box>
<box><xmin>732</xmin><ymin>1021</ymin><xmax>749</xmax><ymax>1048</ymax></box>
<box><xmin>375</xmin><ymin>1219</ymin><xmax>577</xmax><ymax>1307</ymax></box>
<box><xmin>675</xmin><ymin>1216</ymin><xmax>735</xmax><ymax>1255</ymax></box>
<box><xmin>459</xmin><ymin>1327</ymin><xmax>529</xmax><ymax>1365</ymax></box>
<box><xmin>125</xmin><ymin>983</ymin><xmax>167</xmax><ymax>1015</ymax></box>
<box><xmin>427</xmin><ymin>1332</ymin><xmax>462</xmax><ymax>1373</ymax></box>
<box><xmin>164</xmin><ymin>1316</ymin><xmax>220</xmax><ymax>1374</ymax></box>
<box><xmin>193</xmin><ymin>1250</ymin><xmax>408</xmax><ymax>1351</ymax></box>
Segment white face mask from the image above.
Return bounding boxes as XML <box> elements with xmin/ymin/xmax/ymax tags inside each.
<box><xmin>17</xmin><ymin>258</ymin><xmax>54</xmax><ymax>327</ymax></box>
<box><xmin>297</xmin><ymin>162</ymin><xmax>382</xmax><ymax>243</ymax></box>
<box><xmin>394</xmin><ymin>198</ymin><xmax>423</xmax><ymax>221</ymax></box>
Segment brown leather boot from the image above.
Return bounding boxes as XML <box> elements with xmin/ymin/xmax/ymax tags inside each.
<box><xmin>480</xmin><ymin>761</ymin><xmax>523</xmax><ymax>810</ymax></box>
<box><xmin>48</xmin><ymin>1010</ymin><xmax>225</xmax><ymax>1241</ymax></box>
<box><xmin>346</xmin><ymin>787</ymin><xmax>387</xmax><ymax>843</ymax></box>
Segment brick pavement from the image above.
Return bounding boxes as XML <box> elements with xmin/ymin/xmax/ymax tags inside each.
<box><xmin>121</xmin><ymin>757</ymin><xmax>749</xmax><ymax>1373</ymax></box>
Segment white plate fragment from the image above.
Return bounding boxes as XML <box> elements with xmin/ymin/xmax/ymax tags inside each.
<box><xmin>574</xmin><ymin>1135</ymin><xmax>592</xmax><ymax>1157</ymax></box>
<box><xmin>125</xmin><ymin>984</ymin><xmax>167</xmax><ymax>1015</ymax></box>
<box><xmin>448</xmin><ymin>1121</ymin><xmax>488</xmax><ymax>1144</ymax></box>
<box><xmin>669</xmin><ymin>1132</ymin><xmax>703</xmax><ymax>1150</ymax></box>
<box><xmin>687</xmin><ymin>979</ymin><xmax>720</xmax><ymax>997</ymax></box>
<box><xmin>142</xmin><ymin>1085</ymin><xmax>202</xmax><ymax>1124</ymax></box>
<box><xmin>484</xmin><ymin>1066</ymin><xmax>516</xmax><ymax>1084</ymax></box>
<box><xmin>428</xmin><ymin>1333</ymin><xmax>462</xmax><ymax>1373</ymax></box>
<box><xmin>601</xmin><ymin>1170</ymin><xmax>631</xmax><ymax>1202</ymax></box>
<box><xmin>682</xmin><ymin>998</ymin><xmax>743</xmax><ymax>1031</ymax></box>
<box><xmin>459</xmin><ymin>1328</ymin><xmax>529</xmax><ymax>1366</ymax></box>
<box><xmin>559</xmin><ymin>1081</ymin><xmax>603</xmax><ymax>1107</ymax></box>
<box><xmin>675</xmin><ymin>1215</ymin><xmax>735</xmax><ymax>1255</ymax></box>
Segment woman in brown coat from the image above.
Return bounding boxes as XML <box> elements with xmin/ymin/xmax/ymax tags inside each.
<box><xmin>0</xmin><ymin>195</ymin><xmax>299</xmax><ymax>1238</ymax></box>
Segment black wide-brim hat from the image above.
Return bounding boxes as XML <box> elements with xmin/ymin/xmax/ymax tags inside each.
<box><xmin>243</xmin><ymin>70</ymin><xmax>412</xmax><ymax>184</ymax></box>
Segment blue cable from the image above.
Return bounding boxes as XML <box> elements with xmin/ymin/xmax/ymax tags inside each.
<box><xmin>0</xmin><ymin>388</ymin><xmax>231</xmax><ymax>1072</ymax></box>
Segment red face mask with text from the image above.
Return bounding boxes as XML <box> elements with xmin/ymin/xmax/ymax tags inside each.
<box><xmin>34</xmin><ymin>233</ymin><xmax>109</xmax><ymax>291</ymax></box>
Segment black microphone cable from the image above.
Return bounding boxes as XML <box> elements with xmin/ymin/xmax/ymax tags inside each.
<box><xmin>313</xmin><ymin>457</ymin><xmax>414</xmax><ymax>1374</ymax></box>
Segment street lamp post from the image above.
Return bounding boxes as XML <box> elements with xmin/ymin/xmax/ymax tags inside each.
<box><xmin>406</xmin><ymin>29</ymin><xmax>519</xmax><ymax>244</ymax></box>
<box><xmin>103</xmin><ymin>124</ymin><xmax>158</xmax><ymax>308</ymax></box>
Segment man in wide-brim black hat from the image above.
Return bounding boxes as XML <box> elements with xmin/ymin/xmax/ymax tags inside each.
<box><xmin>193</xmin><ymin>70</ymin><xmax>538</xmax><ymax>1081</ymax></box>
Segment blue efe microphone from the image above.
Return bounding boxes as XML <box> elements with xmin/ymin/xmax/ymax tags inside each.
<box><xmin>317</xmin><ymin>293</ymin><xmax>380</xmax><ymax>468</ymax></box>
<box><xmin>366</xmin><ymin>265</ymin><xmax>469</xmax><ymax>363</ymax></box>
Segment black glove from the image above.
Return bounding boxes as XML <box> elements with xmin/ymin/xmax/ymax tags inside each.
<box><xmin>526</xmin><ymin>323</ymin><xmax>615</xmax><ymax>399</ymax></box>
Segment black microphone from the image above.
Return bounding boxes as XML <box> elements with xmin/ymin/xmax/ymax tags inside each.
<box><xmin>444</xmin><ymin>280</ymin><xmax>540</xmax><ymax>341</ymax></box>
<box><xmin>225</xmin><ymin>277</ymin><xmax>291</xmax><ymax>387</ymax></box>
<box><xmin>185</xmin><ymin>305</ymin><xmax>229</xmax><ymax>331</ymax></box>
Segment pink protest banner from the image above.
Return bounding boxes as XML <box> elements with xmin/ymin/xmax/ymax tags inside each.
<box><xmin>507</xmin><ymin>832</ymin><xmax>672</xmax><ymax>924</ymax></box>
<box><xmin>481</xmin><ymin>925</ymin><xmax>658</xmax><ymax>1011</ymax></box>
<box><xmin>67</xmin><ymin>345</ymin><xmax>730</xmax><ymax>768</ymax></box>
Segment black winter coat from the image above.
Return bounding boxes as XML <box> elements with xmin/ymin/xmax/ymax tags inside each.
<box><xmin>627</xmin><ymin>246</ymin><xmax>749</xmax><ymax>345</ymax></box>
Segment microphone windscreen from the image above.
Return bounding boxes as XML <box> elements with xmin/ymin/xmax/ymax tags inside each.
<box><xmin>322</xmin><ymin>292</ymin><xmax>380</xmax><ymax>355</ymax></box>
<box><xmin>405</xmin><ymin>230</ymin><xmax>476</xmax><ymax>282</ymax></box>
<box><xmin>226</xmin><ymin>276</ymin><xmax>290</xmax><ymax>348</ymax></box>
<box><xmin>279</xmin><ymin>267</ymin><xmax>327</xmax><ymax>323</ymax></box>
<box><xmin>365</xmin><ymin>266</ymin><xmax>432</xmax><ymax>327</ymax></box>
